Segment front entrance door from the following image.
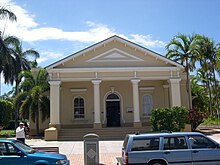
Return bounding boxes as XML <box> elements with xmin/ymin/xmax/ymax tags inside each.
<box><xmin>106</xmin><ymin>93</ymin><xmax>121</xmax><ymax>127</ymax></box>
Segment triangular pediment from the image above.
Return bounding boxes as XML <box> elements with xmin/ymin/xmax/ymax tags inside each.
<box><xmin>86</xmin><ymin>48</ymin><xmax>144</xmax><ymax>62</ymax></box>
<box><xmin>46</xmin><ymin>35</ymin><xmax>183</xmax><ymax>70</ymax></box>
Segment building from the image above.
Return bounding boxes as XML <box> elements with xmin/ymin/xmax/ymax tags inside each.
<box><xmin>44</xmin><ymin>35</ymin><xmax>190</xmax><ymax>140</ymax></box>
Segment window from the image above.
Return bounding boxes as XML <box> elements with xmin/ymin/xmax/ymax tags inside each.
<box><xmin>142</xmin><ymin>95</ymin><xmax>153</xmax><ymax>116</ymax></box>
<box><xmin>164</xmin><ymin>136</ymin><xmax>188</xmax><ymax>150</ymax></box>
<box><xmin>0</xmin><ymin>142</ymin><xmax>19</xmax><ymax>156</ymax></box>
<box><xmin>131</xmin><ymin>137</ymin><xmax>159</xmax><ymax>151</ymax></box>
<box><xmin>73</xmin><ymin>96</ymin><xmax>85</xmax><ymax>119</ymax></box>
<box><xmin>188</xmin><ymin>135</ymin><xmax>216</xmax><ymax>149</ymax></box>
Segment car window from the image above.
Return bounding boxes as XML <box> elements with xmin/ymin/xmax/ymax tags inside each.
<box><xmin>131</xmin><ymin>137</ymin><xmax>159</xmax><ymax>151</ymax></box>
<box><xmin>0</xmin><ymin>142</ymin><xmax>7</xmax><ymax>155</ymax></box>
<box><xmin>164</xmin><ymin>136</ymin><xmax>188</xmax><ymax>150</ymax></box>
<box><xmin>188</xmin><ymin>135</ymin><xmax>216</xmax><ymax>149</ymax></box>
<box><xmin>6</xmin><ymin>143</ymin><xmax>19</xmax><ymax>155</ymax></box>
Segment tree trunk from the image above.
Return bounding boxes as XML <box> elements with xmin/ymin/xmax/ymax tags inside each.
<box><xmin>186</xmin><ymin>59</ymin><xmax>192</xmax><ymax>110</ymax></box>
<box><xmin>36</xmin><ymin>106</ymin><xmax>39</xmax><ymax>136</ymax></box>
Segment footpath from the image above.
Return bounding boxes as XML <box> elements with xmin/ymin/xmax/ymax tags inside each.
<box><xmin>25</xmin><ymin>128</ymin><xmax>220</xmax><ymax>165</ymax></box>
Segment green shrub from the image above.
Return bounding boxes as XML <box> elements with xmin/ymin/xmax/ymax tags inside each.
<box><xmin>0</xmin><ymin>100</ymin><xmax>13</xmax><ymax>128</ymax></box>
<box><xmin>151</xmin><ymin>106</ymin><xmax>189</xmax><ymax>132</ymax></box>
<box><xmin>0</xmin><ymin>130</ymin><xmax>15</xmax><ymax>138</ymax></box>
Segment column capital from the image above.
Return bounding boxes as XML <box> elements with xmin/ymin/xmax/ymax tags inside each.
<box><xmin>131</xmin><ymin>79</ymin><xmax>141</xmax><ymax>84</ymax></box>
<box><xmin>168</xmin><ymin>78</ymin><xmax>181</xmax><ymax>84</ymax></box>
<box><xmin>92</xmin><ymin>79</ymin><xmax>102</xmax><ymax>85</ymax></box>
<box><xmin>163</xmin><ymin>85</ymin><xmax>169</xmax><ymax>89</ymax></box>
<box><xmin>49</xmin><ymin>80</ymin><xmax>61</xmax><ymax>86</ymax></box>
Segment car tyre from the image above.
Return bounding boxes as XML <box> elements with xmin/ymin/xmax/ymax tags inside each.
<box><xmin>149</xmin><ymin>160</ymin><xmax>166</xmax><ymax>165</ymax></box>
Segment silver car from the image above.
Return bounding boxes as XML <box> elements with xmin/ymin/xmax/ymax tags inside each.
<box><xmin>118</xmin><ymin>132</ymin><xmax>220</xmax><ymax>165</ymax></box>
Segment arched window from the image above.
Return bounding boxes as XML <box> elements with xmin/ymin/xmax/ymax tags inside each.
<box><xmin>142</xmin><ymin>94</ymin><xmax>153</xmax><ymax>116</ymax></box>
<box><xmin>73</xmin><ymin>96</ymin><xmax>84</xmax><ymax>119</ymax></box>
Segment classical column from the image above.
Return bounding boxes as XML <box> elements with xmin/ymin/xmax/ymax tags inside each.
<box><xmin>168</xmin><ymin>79</ymin><xmax>181</xmax><ymax>107</ymax></box>
<box><xmin>49</xmin><ymin>81</ymin><xmax>61</xmax><ymax>129</ymax></box>
<box><xmin>163</xmin><ymin>85</ymin><xmax>170</xmax><ymax>107</ymax></box>
<box><xmin>92</xmin><ymin>80</ymin><xmax>102</xmax><ymax>128</ymax></box>
<box><xmin>131</xmin><ymin>79</ymin><xmax>141</xmax><ymax>128</ymax></box>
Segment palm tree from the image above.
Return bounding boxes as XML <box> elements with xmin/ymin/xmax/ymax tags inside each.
<box><xmin>193</xmin><ymin>35</ymin><xmax>219</xmax><ymax>115</ymax></box>
<box><xmin>166</xmin><ymin>33</ymin><xmax>197</xmax><ymax>110</ymax></box>
<box><xmin>8</xmin><ymin>37</ymin><xmax>40</xmax><ymax>95</ymax></box>
<box><xmin>3</xmin><ymin>36</ymin><xmax>40</xmax><ymax>128</ymax></box>
<box><xmin>14</xmin><ymin>69</ymin><xmax>50</xmax><ymax>136</ymax></box>
<box><xmin>0</xmin><ymin>5</ymin><xmax>17</xmax><ymax>87</ymax></box>
<box><xmin>0</xmin><ymin>5</ymin><xmax>17</xmax><ymax>21</ymax></box>
<box><xmin>0</xmin><ymin>36</ymin><xmax>19</xmax><ymax>84</ymax></box>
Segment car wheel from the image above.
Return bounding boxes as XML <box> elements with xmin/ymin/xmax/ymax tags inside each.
<box><xmin>149</xmin><ymin>160</ymin><xmax>166</xmax><ymax>165</ymax></box>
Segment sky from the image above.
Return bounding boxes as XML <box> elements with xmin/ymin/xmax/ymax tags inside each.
<box><xmin>0</xmin><ymin>0</ymin><xmax>220</xmax><ymax>95</ymax></box>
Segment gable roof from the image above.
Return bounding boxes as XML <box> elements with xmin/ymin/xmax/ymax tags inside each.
<box><xmin>46</xmin><ymin>35</ymin><xmax>183</xmax><ymax>70</ymax></box>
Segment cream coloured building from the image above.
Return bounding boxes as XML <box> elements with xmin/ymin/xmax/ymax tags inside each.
<box><xmin>44</xmin><ymin>35</ymin><xmax>189</xmax><ymax>140</ymax></box>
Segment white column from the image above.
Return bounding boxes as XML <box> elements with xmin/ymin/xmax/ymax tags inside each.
<box><xmin>49</xmin><ymin>81</ymin><xmax>61</xmax><ymax>127</ymax></box>
<box><xmin>163</xmin><ymin>85</ymin><xmax>170</xmax><ymax>107</ymax></box>
<box><xmin>168</xmin><ymin>79</ymin><xmax>181</xmax><ymax>107</ymax></box>
<box><xmin>131</xmin><ymin>79</ymin><xmax>141</xmax><ymax>125</ymax></box>
<box><xmin>92</xmin><ymin>80</ymin><xmax>102</xmax><ymax>128</ymax></box>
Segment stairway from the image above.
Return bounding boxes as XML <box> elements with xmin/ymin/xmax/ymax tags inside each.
<box><xmin>58</xmin><ymin>126</ymin><xmax>151</xmax><ymax>141</ymax></box>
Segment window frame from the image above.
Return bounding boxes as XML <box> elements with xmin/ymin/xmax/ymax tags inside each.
<box><xmin>73</xmin><ymin>96</ymin><xmax>85</xmax><ymax>119</ymax></box>
<box><xmin>131</xmin><ymin>137</ymin><xmax>160</xmax><ymax>151</ymax></box>
<box><xmin>163</xmin><ymin>136</ymin><xmax>188</xmax><ymax>150</ymax></box>
<box><xmin>142</xmin><ymin>94</ymin><xmax>153</xmax><ymax>117</ymax></box>
<box><xmin>188</xmin><ymin>135</ymin><xmax>217</xmax><ymax>149</ymax></box>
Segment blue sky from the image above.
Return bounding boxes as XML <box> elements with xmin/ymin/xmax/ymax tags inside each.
<box><xmin>0</xmin><ymin>0</ymin><xmax>220</xmax><ymax>95</ymax></box>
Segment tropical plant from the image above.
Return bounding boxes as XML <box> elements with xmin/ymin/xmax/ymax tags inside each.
<box><xmin>14</xmin><ymin>69</ymin><xmax>50</xmax><ymax>136</ymax></box>
<box><xmin>0</xmin><ymin>5</ymin><xmax>17</xmax><ymax>84</ymax></box>
<box><xmin>188</xmin><ymin>108</ymin><xmax>206</xmax><ymax>131</ymax></box>
<box><xmin>166</xmin><ymin>34</ymin><xmax>197</xmax><ymax>110</ymax></box>
<box><xmin>191</xmin><ymin>77</ymin><xmax>209</xmax><ymax>113</ymax></box>
<box><xmin>0</xmin><ymin>5</ymin><xmax>17</xmax><ymax>21</ymax></box>
<box><xmin>193</xmin><ymin>35</ymin><xmax>220</xmax><ymax>115</ymax></box>
<box><xmin>0</xmin><ymin>99</ymin><xmax>13</xmax><ymax>128</ymax></box>
<box><xmin>151</xmin><ymin>106</ymin><xmax>189</xmax><ymax>132</ymax></box>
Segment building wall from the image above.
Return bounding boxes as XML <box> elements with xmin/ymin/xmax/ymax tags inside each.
<box><xmin>59</xmin><ymin>80</ymin><xmax>171</xmax><ymax>127</ymax></box>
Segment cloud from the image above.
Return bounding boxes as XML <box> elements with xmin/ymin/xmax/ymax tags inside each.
<box><xmin>130</xmin><ymin>34</ymin><xmax>165</xmax><ymax>48</ymax></box>
<box><xmin>37</xmin><ymin>51</ymin><xmax>64</xmax><ymax>64</ymax></box>
<box><xmin>1</xmin><ymin>0</ymin><xmax>165</xmax><ymax>49</ymax></box>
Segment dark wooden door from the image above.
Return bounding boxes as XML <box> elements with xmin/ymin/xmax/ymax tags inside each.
<box><xmin>106</xmin><ymin>101</ymin><xmax>120</xmax><ymax>127</ymax></box>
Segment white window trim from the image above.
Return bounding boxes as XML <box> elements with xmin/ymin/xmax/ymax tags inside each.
<box><xmin>73</xmin><ymin>96</ymin><xmax>85</xmax><ymax>120</ymax></box>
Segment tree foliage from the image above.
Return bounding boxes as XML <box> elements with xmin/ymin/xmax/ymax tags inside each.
<box><xmin>151</xmin><ymin>106</ymin><xmax>189</xmax><ymax>132</ymax></box>
<box><xmin>0</xmin><ymin>99</ymin><xmax>13</xmax><ymax>127</ymax></box>
<box><xmin>14</xmin><ymin>69</ymin><xmax>50</xmax><ymax>135</ymax></box>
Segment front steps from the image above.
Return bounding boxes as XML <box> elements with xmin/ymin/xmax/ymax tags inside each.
<box><xmin>58</xmin><ymin>126</ymin><xmax>151</xmax><ymax>141</ymax></box>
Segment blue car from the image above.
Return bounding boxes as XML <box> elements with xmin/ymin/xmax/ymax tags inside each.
<box><xmin>0</xmin><ymin>139</ymin><xmax>70</xmax><ymax>165</ymax></box>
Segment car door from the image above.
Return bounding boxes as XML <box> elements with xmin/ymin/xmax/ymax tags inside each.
<box><xmin>0</xmin><ymin>142</ymin><xmax>27</xmax><ymax>165</ymax></box>
<box><xmin>163</xmin><ymin>136</ymin><xmax>192</xmax><ymax>165</ymax></box>
<box><xmin>188</xmin><ymin>135</ymin><xmax>220</xmax><ymax>165</ymax></box>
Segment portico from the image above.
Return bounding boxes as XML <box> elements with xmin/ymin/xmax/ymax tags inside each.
<box><xmin>45</xmin><ymin>35</ymin><xmax>189</xmax><ymax>140</ymax></box>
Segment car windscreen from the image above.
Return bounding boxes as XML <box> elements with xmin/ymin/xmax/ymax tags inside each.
<box><xmin>14</xmin><ymin>141</ymin><xmax>36</xmax><ymax>154</ymax></box>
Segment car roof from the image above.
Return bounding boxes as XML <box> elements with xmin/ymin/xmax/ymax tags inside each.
<box><xmin>127</xmin><ymin>132</ymin><xmax>204</xmax><ymax>138</ymax></box>
<box><xmin>0</xmin><ymin>139</ymin><xmax>17</xmax><ymax>143</ymax></box>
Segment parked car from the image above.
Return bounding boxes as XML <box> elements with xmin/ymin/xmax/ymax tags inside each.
<box><xmin>118</xmin><ymin>132</ymin><xmax>220</xmax><ymax>165</ymax></box>
<box><xmin>0</xmin><ymin>139</ymin><xmax>69</xmax><ymax>165</ymax></box>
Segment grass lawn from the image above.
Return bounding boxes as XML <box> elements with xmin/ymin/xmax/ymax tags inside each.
<box><xmin>0</xmin><ymin>130</ymin><xmax>15</xmax><ymax>138</ymax></box>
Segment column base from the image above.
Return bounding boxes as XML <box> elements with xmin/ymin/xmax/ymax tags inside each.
<box><xmin>93</xmin><ymin>123</ymin><xmax>102</xmax><ymax>129</ymax></box>
<box><xmin>133</xmin><ymin>122</ymin><xmax>142</xmax><ymax>128</ymax></box>
<box><xmin>44</xmin><ymin>127</ymin><xmax>58</xmax><ymax>141</ymax></box>
<box><xmin>49</xmin><ymin>123</ymin><xmax>61</xmax><ymax>130</ymax></box>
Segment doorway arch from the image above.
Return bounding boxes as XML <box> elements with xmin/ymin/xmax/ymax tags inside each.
<box><xmin>105</xmin><ymin>93</ymin><xmax>121</xmax><ymax>127</ymax></box>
